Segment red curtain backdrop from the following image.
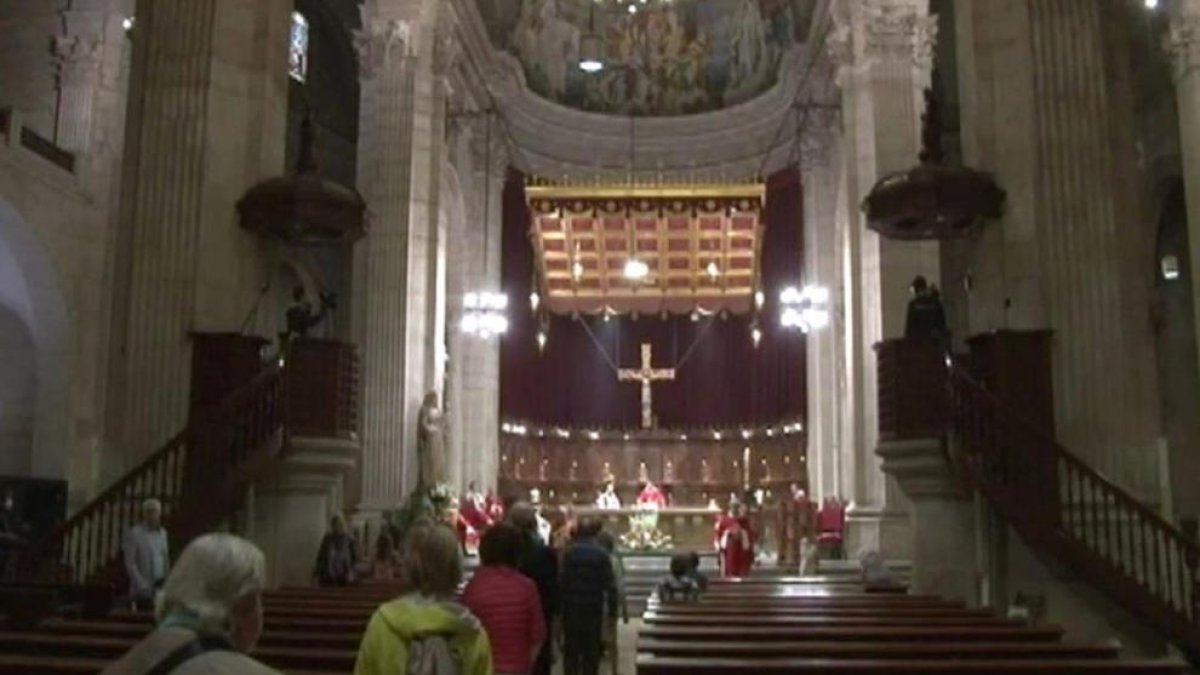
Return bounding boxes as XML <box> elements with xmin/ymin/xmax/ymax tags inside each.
<box><xmin>500</xmin><ymin>169</ymin><xmax>806</xmax><ymax>429</ymax></box>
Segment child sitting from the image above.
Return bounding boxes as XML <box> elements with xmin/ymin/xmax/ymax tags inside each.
<box><xmin>658</xmin><ymin>554</ymin><xmax>699</xmax><ymax>602</ymax></box>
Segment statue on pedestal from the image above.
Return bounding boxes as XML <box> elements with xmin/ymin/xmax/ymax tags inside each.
<box><xmin>417</xmin><ymin>391</ymin><xmax>446</xmax><ymax>489</ymax></box>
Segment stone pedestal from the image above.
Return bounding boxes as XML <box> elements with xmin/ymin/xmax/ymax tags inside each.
<box><xmin>250</xmin><ymin>436</ymin><xmax>359</xmax><ymax>588</ymax></box>
<box><xmin>877</xmin><ymin>437</ymin><xmax>979</xmax><ymax>605</ymax></box>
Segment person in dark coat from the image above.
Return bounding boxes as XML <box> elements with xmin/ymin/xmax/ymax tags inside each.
<box><xmin>904</xmin><ymin>275</ymin><xmax>948</xmax><ymax>341</ymax></box>
<box><xmin>509</xmin><ymin>503</ymin><xmax>559</xmax><ymax>675</ymax></box>
<box><xmin>559</xmin><ymin>518</ymin><xmax>616</xmax><ymax>675</ymax></box>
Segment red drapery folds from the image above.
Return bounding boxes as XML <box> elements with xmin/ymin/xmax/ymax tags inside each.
<box><xmin>500</xmin><ymin>169</ymin><xmax>805</xmax><ymax>429</ymax></box>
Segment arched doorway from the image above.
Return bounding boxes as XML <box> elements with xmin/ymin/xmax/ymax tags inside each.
<box><xmin>0</xmin><ymin>197</ymin><xmax>70</xmax><ymax>479</ymax></box>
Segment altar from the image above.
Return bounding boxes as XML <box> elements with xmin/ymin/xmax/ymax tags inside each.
<box><xmin>575</xmin><ymin>506</ymin><xmax>719</xmax><ymax>551</ymax></box>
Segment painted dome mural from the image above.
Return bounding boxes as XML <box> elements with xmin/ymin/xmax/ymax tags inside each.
<box><xmin>476</xmin><ymin>0</ymin><xmax>817</xmax><ymax>116</ymax></box>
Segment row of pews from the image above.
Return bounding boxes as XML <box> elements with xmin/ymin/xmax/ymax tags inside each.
<box><xmin>635</xmin><ymin>576</ymin><xmax>1187</xmax><ymax>674</ymax></box>
<box><xmin>0</xmin><ymin>583</ymin><xmax>401</xmax><ymax>674</ymax></box>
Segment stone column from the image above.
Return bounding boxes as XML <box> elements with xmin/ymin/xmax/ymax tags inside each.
<box><xmin>462</xmin><ymin>131</ymin><xmax>505</xmax><ymax>492</ymax></box>
<box><xmin>828</xmin><ymin>0</ymin><xmax>938</xmax><ymax>555</ymax></box>
<box><xmin>951</xmin><ymin>0</ymin><xmax>1159</xmax><ymax>467</ymax></box>
<box><xmin>353</xmin><ymin>0</ymin><xmax>451</xmax><ymax>510</ymax></box>
<box><xmin>111</xmin><ymin>0</ymin><xmax>291</xmax><ymax>464</ymax></box>
<box><xmin>800</xmin><ymin>109</ymin><xmax>844</xmax><ymax>502</ymax></box>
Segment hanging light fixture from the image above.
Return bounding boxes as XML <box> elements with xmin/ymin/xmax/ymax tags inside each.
<box><xmin>780</xmin><ymin>285</ymin><xmax>830</xmax><ymax>333</ymax></box>
<box><xmin>461</xmin><ymin>111</ymin><xmax>509</xmax><ymax>339</ymax></box>
<box><xmin>579</xmin><ymin>3</ymin><xmax>604</xmax><ymax>73</ymax></box>
<box><xmin>622</xmin><ymin>111</ymin><xmax>649</xmax><ymax>282</ymax></box>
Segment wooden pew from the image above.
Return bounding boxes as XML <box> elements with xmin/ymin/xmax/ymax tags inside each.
<box><xmin>635</xmin><ymin>639</ymin><xmax>1123</xmax><ymax>660</ymax></box>
<box><xmin>635</xmin><ymin>655</ymin><xmax>1185</xmax><ymax>674</ymax></box>
<box><xmin>642</xmin><ymin>613</ymin><xmax>1024</xmax><ymax>627</ymax></box>
<box><xmin>638</xmin><ymin>624</ymin><xmax>1068</xmax><ymax>643</ymax></box>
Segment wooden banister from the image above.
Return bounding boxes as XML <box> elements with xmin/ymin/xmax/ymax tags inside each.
<box><xmin>947</xmin><ymin>366</ymin><xmax>1200</xmax><ymax>662</ymax></box>
<box><xmin>20</xmin><ymin>364</ymin><xmax>286</xmax><ymax>587</ymax></box>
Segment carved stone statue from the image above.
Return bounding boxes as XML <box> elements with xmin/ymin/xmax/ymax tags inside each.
<box><xmin>282</xmin><ymin>285</ymin><xmax>335</xmax><ymax>347</ymax></box>
<box><xmin>417</xmin><ymin>391</ymin><xmax>446</xmax><ymax>489</ymax></box>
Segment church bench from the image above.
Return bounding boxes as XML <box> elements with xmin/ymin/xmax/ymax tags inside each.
<box><xmin>638</xmin><ymin>624</ymin><xmax>1067</xmax><ymax>643</ymax></box>
<box><xmin>0</xmin><ymin>631</ymin><xmax>357</xmax><ymax>671</ymax></box>
<box><xmin>87</xmin><ymin>611</ymin><xmax>370</xmax><ymax>634</ymax></box>
<box><xmin>634</xmin><ymin>655</ymin><xmax>1185</xmax><ymax>674</ymax></box>
<box><xmin>635</xmin><ymin>639</ymin><xmax>1123</xmax><ymax>660</ymax></box>
<box><xmin>642</xmin><ymin>605</ymin><xmax>996</xmax><ymax>618</ymax></box>
<box><xmin>39</xmin><ymin>619</ymin><xmax>363</xmax><ymax>650</ymax></box>
<box><xmin>641</xmin><ymin>613</ymin><xmax>1023</xmax><ymax>628</ymax></box>
<box><xmin>0</xmin><ymin>653</ymin><xmax>344</xmax><ymax>675</ymax></box>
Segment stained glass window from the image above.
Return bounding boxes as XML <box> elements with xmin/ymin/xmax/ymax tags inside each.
<box><xmin>289</xmin><ymin>11</ymin><xmax>309</xmax><ymax>82</ymax></box>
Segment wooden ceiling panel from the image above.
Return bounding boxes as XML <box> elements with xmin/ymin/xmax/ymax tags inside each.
<box><xmin>526</xmin><ymin>180</ymin><xmax>764</xmax><ymax>316</ymax></box>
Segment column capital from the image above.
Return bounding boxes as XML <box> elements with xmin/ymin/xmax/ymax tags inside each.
<box><xmin>1167</xmin><ymin>8</ymin><xmax>1200</xmax><ymax>82</ymax></box>
<box><xmin>470</xmin><ymin>130</ymin><xmax>509</xmax><ymax>181</ymax></box>
<box><xmin>355</xmin><ymin>18</ymin><xmax>413</xmax><ymax>81</ymax></box>
<box><xmin>54</xmin><ymin>33</ymin><xmax>103</xmax><ymax>88</ymax></box>
<box><xmin>828</xmin><ymin>0</ymin><xmax>937</xmax><ymax>86</ymax></box>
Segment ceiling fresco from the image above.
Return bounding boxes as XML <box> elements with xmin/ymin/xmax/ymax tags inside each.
<box><xmin>476</xmin><ymin>0</ymin><xmax>817</xmax><ymax>116</ymax></box>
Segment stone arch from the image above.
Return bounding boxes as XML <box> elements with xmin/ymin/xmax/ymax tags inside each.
<box><xmin>0</xmin><ymin>197</ymin><xmax>71</xmax><ymax>479</ymax></box>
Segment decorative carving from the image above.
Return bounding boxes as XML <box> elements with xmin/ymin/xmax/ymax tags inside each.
<box><xmin>826</xmin><ymin>0</ymin><xmax>937</xmax><ymax>80</ymax></box>
<box><xmin>1167</xmin><ymin>10</ymin><xmax>1200</xmax><ymax>82</ymax></box>
<box><xmin>355</xmin><ymin>19</ymin><xmax>412</xmax><ymax>80</ymax></box>
<box><xmin>433</xmin><ymin>18</ymin><xmax>461</xmax><ymax>78</ymax></box>
<box><xmin>53</xmin><ymin>34</ymin><xmax>103</xmax><ymax>88</ymax></box>
<box><xmin>862</xmin><ymin>2</ymin><xmax>937</xmax><ymax>72</ymax></box>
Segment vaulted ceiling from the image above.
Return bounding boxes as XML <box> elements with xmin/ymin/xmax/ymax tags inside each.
<box><xmin>475</xmin><ymin>0</ymin><xmax>819</xmax><ymax>116</ymax></box>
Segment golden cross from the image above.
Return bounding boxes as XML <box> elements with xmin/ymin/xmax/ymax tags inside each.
<box><xmin>618</xmin><ymin>343</ymin><xmax>675</xmax><ymax>429</ymax></box>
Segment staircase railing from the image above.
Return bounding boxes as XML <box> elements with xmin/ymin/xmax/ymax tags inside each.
<box><xmin>21</xmin><ymin>363</ymin><xmax>285</xmax><ymax>586</ymax></box>
<box><xmin>948</xmin><ymin>366</ymin><xmax>1200</xmax><ymax>660</ymax></box>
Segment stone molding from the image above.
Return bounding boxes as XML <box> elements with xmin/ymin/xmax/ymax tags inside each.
<box><xmin>468</xmin><ymin>129</ymin><xmax>509</xmax><ymax>180</ymax></box>
<box><xmin>355</xmin><ymin>18</ymin><xmax>413</xmax><ymax>81</ymax></box>
<box><xmin>1167</xmin><ymin>9</ymin><xmax>1200</xmax><ymax>82</ymax></box>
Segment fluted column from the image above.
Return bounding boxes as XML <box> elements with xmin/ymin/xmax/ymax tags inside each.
<box><xmin>113</xmin><ymin>0</ymin><xmax>290</xmax><ymax>465</ymax></box>
<box><xmin>800</xmin><ymin>111</ymin><xmax>845</xmax><ymax>502</ymax></box>
<box><xmin>354</xmin><ymin>0</ymin><xmax>451</xmax><ymax>509</ymax></box>
<box><xmin>953</xmin><ymin>0</ymin><xmax>1159</xmax><ymax>468</ymax></box>
<box><xmin>828</xmin><ymin>0</ymin><xmax>937</xmax><ymax>554</ymax></box>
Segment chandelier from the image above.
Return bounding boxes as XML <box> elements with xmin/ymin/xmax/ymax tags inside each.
<box><xmin>461</xmin><ymin>291</ymin><xmax>509</xmax><ymax>338</ymax></box>
<box><xmin>780</xmin><ymin>285</ymin><xmax>830</xmax><ymax>333</ymax></box>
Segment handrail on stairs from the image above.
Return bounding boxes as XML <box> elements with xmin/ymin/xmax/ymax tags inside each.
<box><xmin>19</xmin><ymin>363</ymin><xmax>286</xmax><ymax>586</ymax></box>
<box><xmin>874</xmin><ymin>337</ymin><xmax>1199</xmax><ymax>661</ymax></box>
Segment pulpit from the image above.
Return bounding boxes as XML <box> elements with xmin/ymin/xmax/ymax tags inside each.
<box><xmin>286</xmin><ymin>338</ymin><xmax>360</xmax><ymax>439</ymax></box>
<box><xmin>189</xmin><ymin>332</ymin><xmax>269</xmax><ymax>416</ymax></box>
<box><xmin>967</xmin><ymin>330</ymin><xmax>1054</xmax><ymax>436</ymax></box>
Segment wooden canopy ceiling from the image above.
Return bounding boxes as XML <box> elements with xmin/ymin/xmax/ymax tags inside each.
<box><xmin>526</xmin><ymin>180</ymin><xmax>766</xmax><ymax>316</ymax></box>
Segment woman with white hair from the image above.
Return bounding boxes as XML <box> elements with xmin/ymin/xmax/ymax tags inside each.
<box><xmin>101</xmin><ymin>533</ymin><xmax>278</xmax><ymax>675</ymax></box>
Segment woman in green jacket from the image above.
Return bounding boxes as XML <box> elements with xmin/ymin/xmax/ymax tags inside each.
<box><xmin>355</xmin><ymin>521</ymin><xmax>492</xmax><ymax>675</ymax></box>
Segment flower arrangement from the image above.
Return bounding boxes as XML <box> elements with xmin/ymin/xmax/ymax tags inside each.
<box><xmin>619</xmin><ymin>503</ymin><xmax>673</xmax><ymax>551</ymax></box>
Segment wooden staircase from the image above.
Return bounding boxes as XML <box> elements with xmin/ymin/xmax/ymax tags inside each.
<box><xmin>946</xmin><ymin>364</ymin><xmax>1200</xmax><ymax>664</ymax></box>
<box><xmin>18</xmin><ymin>364</ymin><xmax>288</xmax><ymax>588</ymax></box>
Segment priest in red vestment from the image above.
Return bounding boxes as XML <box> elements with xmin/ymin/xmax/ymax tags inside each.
<box><xmin>636</xmin><ymin>480</ymin><xmax>667</xmax><ymax>508</ymax></box>
<box><xmin>460</xmin><ymin>481</ymin><xmax>492</xmax><ymax>532</ymax></box>
<box><xmin>715</xmin><ymin>503</ymin><xmax>754</xmax><ymax>577</ymax></box>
